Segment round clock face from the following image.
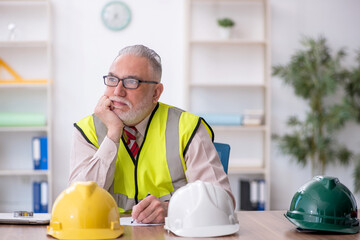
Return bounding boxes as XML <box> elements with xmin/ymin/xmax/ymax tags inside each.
<box><xmin>101</xmin><ymin>1</ymin><xmax>131</xmax><ymax>31</ymax></box>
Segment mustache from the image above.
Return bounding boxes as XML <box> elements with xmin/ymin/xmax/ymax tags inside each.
<box><xmin>109</xmin><ymin>96</ymin><xmax>132</xmax><ymax>109</ymax></box>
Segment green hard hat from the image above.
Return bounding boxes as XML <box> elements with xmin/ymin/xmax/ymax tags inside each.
<box><xmin>285</xmin><ymin>176</ymin><xmax>359</xmax><ymax>234</ymax></box>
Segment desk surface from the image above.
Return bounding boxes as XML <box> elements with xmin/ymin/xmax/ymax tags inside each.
<box><xmin>0</xmin><ymin>211</ymin><xmax>359</xmax><ymax>240</ymax></box>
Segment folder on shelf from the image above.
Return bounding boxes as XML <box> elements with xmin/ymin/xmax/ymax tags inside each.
<box><xmin>240</xmin><ymin>180</ymin><xmax>253</xmax><ymax>210</ymax></box>
<box><xmin>250</xmin><ymin>180</ymin><xmax>259</xmax><ymax>210</ymax></box>
<box><xmin>33</xmin><ymin>182</ymin><xmax>41</xmax><ymax>213</ymax></box>
<box><xmin>198</xmin><ymin>113</ymin><xmax>243</xmax><ymax>126</ymax></box>
<box><xmin>258</xmin><ymin>179</ymin><xmax>265</xmax><ymax>211</ymax></box>
<box><xmin>32</xmin><ymin>136</ymin><xmax>48</xmax><ymax>170</ymax></box>
<box><xmin>0</xmin><ymin>112</ymin><xmax>46</xmax><ymax>127</ymax></box>
<box><xmin>33</xmin><ymin>181</ymin><xmax>48</xmax><ymax>213</ymax></box>
<box><xmin>40</xmin><ymin>181</ymin><xmax>48</xmax><ymax>213</ymax></box>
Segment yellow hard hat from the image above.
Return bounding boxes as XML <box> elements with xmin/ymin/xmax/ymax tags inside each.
<box><xmin>47</xmin><ymin>181</ymin><xmax>123</xmax><ymax>239</ymax></box>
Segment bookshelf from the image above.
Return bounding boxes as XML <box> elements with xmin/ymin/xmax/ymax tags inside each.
<box><xmin>0</xmin><ymin>0</ymin><xmax>52</xmax><ymax>212</ymax></box>
<box><xmin>184</xmin><ymin>0</ymin><xmax>271</xmax><ymax>209</ymax></box>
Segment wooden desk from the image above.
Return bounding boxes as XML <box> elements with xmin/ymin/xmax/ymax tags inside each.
<box><xmin>0</xmin><ymin>211</ymin><xmax>359</xmax><ymax>240</ymax></box>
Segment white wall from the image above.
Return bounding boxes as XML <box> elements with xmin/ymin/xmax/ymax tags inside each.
<box><xmin>270</xmin><ymin>0</ymin><xmax>360</xmax><ymax>209</ymax></box>
<box><xmin>52</xmin><ymin>0</ymin><xmax>185</xmax><ymax>198</ymax></box>
<box><xmin>51</xmin><ymin>0</ymin><xmax>360</xmax><ymax>209</ymax></box>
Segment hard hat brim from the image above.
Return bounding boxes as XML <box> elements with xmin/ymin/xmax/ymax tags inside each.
<box><xmin>164</xmin><ymin>223</ymin><xmax>239</xmax><ymax>237</ymax></box>
<box><xmin>284</xmin><ymin>212</ymin><xmax>359</xmax><ymax>234</ymax></box>
<box><xmin>47</xmin><ymin>226</ymin><xmax>124</xmax><ymax>239</ymax></box>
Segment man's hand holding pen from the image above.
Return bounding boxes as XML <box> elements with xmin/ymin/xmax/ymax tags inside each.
<box><xmin>131</xmin><ymin>193</ymin><xmax>169</xmax><ymax>224</ymax></box>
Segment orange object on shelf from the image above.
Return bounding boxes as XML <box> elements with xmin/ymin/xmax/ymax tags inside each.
<box><xmin>0</xmin><ymin>58</ymin><xmax>48</xmax><ymax>84</ymax></box>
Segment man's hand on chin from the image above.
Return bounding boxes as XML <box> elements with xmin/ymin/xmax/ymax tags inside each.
<box><xmin>94</xmin><ymin>95</ymin><xmax>124</xmax><ymax>143</ymax></box>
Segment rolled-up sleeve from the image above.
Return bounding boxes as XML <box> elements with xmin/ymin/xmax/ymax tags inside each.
<box><xmin>68</xmin><ymin>128</ymin><xmax>119</xmax><ymax>191</ymax></box>
<box><xmin>184</xmin><ymin>122</ymin><xmax>236</xmax><ymax>208</ymax></box>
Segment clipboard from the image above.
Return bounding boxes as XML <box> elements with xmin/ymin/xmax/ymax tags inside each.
<box><xmin>0</xmin><ymin>212</ymin><xmax>51</xmax><ymax>225</ymax></box>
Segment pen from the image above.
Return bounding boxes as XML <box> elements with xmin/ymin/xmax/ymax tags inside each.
<box><xmin>131</xmin><ymin>192</ymin><xmax>151</xmax><ymax>224</ymax></box>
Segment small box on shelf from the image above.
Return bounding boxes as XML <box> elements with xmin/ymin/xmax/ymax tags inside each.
<box><xmin>242</xmin><ymin>109</ymin><xmax>264</xmax><ymax>126</ymax></box>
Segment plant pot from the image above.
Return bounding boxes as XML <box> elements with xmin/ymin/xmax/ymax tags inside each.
<box><xmin>219</xmin><ymin>27</ymin><xmax>232</xmax><ymax>39</ymax></box>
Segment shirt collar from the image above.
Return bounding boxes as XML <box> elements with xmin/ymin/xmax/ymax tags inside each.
<box><xmin>133</xmin><ymin>113</ymin><xmax>151</xmax><ymax>138</ymax></box>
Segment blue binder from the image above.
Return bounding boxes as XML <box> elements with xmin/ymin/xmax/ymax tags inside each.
<box><xmin>33</xmin><ymin>182</ymin><xmax>41</xmax><ymax>213</ymax></box>
<box><xmin>40</xmin><ymin>181</ymin><xmax>48</xmax><ymax>213</ymax></box>
<box><xmin>32</xmin><ymin>136</ymin><xmax>48</xmax><ymax>170</ymax></box>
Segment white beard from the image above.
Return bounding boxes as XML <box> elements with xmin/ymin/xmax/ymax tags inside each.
<box><xmin>110</xmin><ymin>95</ymin><xmax>154</xmax><ymax>125</ymax></box>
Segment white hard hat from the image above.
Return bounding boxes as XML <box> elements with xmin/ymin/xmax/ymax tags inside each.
<box><xmin>164</xmin><ymin>180</ymin><xmax>239</xmax><ymax>237</ymax></box>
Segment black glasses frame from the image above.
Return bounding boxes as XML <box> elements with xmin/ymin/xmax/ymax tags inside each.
<box><xmin>103</xmin><ymin>75</ymin><xmax>158</xmax><ymax>89</ymax></box>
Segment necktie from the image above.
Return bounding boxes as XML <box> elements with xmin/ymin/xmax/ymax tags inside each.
<box><xmin>124</xmin><ymin>126</ymin><xmax>139</xmax><ymax>158</ymax></box>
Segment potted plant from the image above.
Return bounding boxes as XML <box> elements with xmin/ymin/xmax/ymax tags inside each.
<box><xmin>272</xmin><ymin>36</ymin><xmax>354</xmax><ymax>177</ymax></box>
<box><xmin>338</xmin><ymin>50</ymin><xmax>360</xmax><ymax>192</ymax></box>
<box><xmin>217</xmin><ymin>18</ymin><xmax>235</xmax><ymax>39</ymax></box>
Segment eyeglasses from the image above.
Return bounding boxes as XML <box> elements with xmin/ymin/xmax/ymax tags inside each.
<box><xmin>103</xmin><ymin>75</ymin><xmax>158</xmax><ymax>89</ymax></box>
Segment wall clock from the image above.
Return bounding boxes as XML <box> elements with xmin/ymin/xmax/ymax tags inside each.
<box><xmin>101</xmin><ymin>1</ymin><xmax>131</xmax><ymax>31</ymax></box>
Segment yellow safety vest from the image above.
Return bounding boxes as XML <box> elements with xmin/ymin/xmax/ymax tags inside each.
<box><xmin>74</xmin><ymin>102</ymin><xmax>214</xmax><ymax>212</ymax></box>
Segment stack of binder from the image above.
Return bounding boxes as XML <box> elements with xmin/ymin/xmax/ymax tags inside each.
<box><xmin>240</xmin><ymin>179</ymin><xmax>265</xmax><ymax>211</ymax></box>
<box><xmin>31</xmin><ymin>136</ymin><xmax>48</xmax><ymax>213</ymax></box>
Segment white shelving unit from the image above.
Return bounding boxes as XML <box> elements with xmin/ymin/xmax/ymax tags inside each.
<box><xmin>0</xmin><ymin>0</ymin><xmax>52</xmax><ymax>212</ymax></box>
<box><xmin>185</xmin><ymin>0</ymin><xmax>271</xmax><ymax>209</ymax></box>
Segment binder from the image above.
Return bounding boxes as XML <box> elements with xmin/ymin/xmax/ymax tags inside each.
<box><xmin>33</xmin><ymin>182</ymin><xmax>41</xmax><ymax>213</ymax></box>
<box><xmin>32</xmin><ymin>138</ymin><xmax>41</xmax><ymax>169</ymax></box>
<box><xmin>258</xmin><ymin>180</ymin><xmax>265</xmax><ymax>211</ymax></box>
<box><xmin>250</xmin><ymin>180</ymin><xmax>259</xmax><ymax>210</ymax></box>
<box><xmin>240</xmin><ymin>180</ymin><xmax>253</xmax><ymax>210</ymax></box>
<box><xmin>32</xmin><ymin>136</ymin><xmax>48</xmax><ymax>170</ymax></box>
<box><xmin>40</xmin><ymin>181</ymin><xmax>48</xmax><ymax>213</ymax></box>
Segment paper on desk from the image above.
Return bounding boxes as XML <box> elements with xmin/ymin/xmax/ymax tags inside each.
<box><xmin>120</xmin><ymin>217</ymin><xmax>163</xmax><ymax>226</ymax></box>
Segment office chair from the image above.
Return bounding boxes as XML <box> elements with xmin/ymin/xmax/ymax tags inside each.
<box><xmin>214</xmin><ymin>142</ymin><xmax>231</xmax><ymax>174</ymax></box>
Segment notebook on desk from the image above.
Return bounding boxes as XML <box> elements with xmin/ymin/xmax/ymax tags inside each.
<box><xmin>0</xmin><ymin>213</ymin><xmax>51</xmax><ymax>225</ymax></box>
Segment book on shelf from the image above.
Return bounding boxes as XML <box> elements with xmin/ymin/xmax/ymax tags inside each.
<box><xmin>240</xmin><ymin>179</ymin><xmax>265</xmax><ymax>211</ymax></box>
<box><xmin>32</xmin><ymin>136</ymin><xmax>48</xmax><ymax>170</ymax></box>
<box><xmin>33</xmin><ymin>181</ymin><xmax>48</xmax><ymax>213</ymax></box>
<box><xmin>197</xmin><ymin>113</ymin><xmax>243</xmax><ymax>126</ymax></box>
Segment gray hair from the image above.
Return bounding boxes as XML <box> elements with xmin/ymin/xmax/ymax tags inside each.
<box><xmin>117</xmin><ymin>45</ymin><xmax>162</xmax><ymax>82</ymax></box>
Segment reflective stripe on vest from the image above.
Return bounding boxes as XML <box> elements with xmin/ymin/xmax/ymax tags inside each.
<box><xmin>75</xmin><ymin>102</ymin><xmax>214</xmax><ymax>212</ymax></box>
